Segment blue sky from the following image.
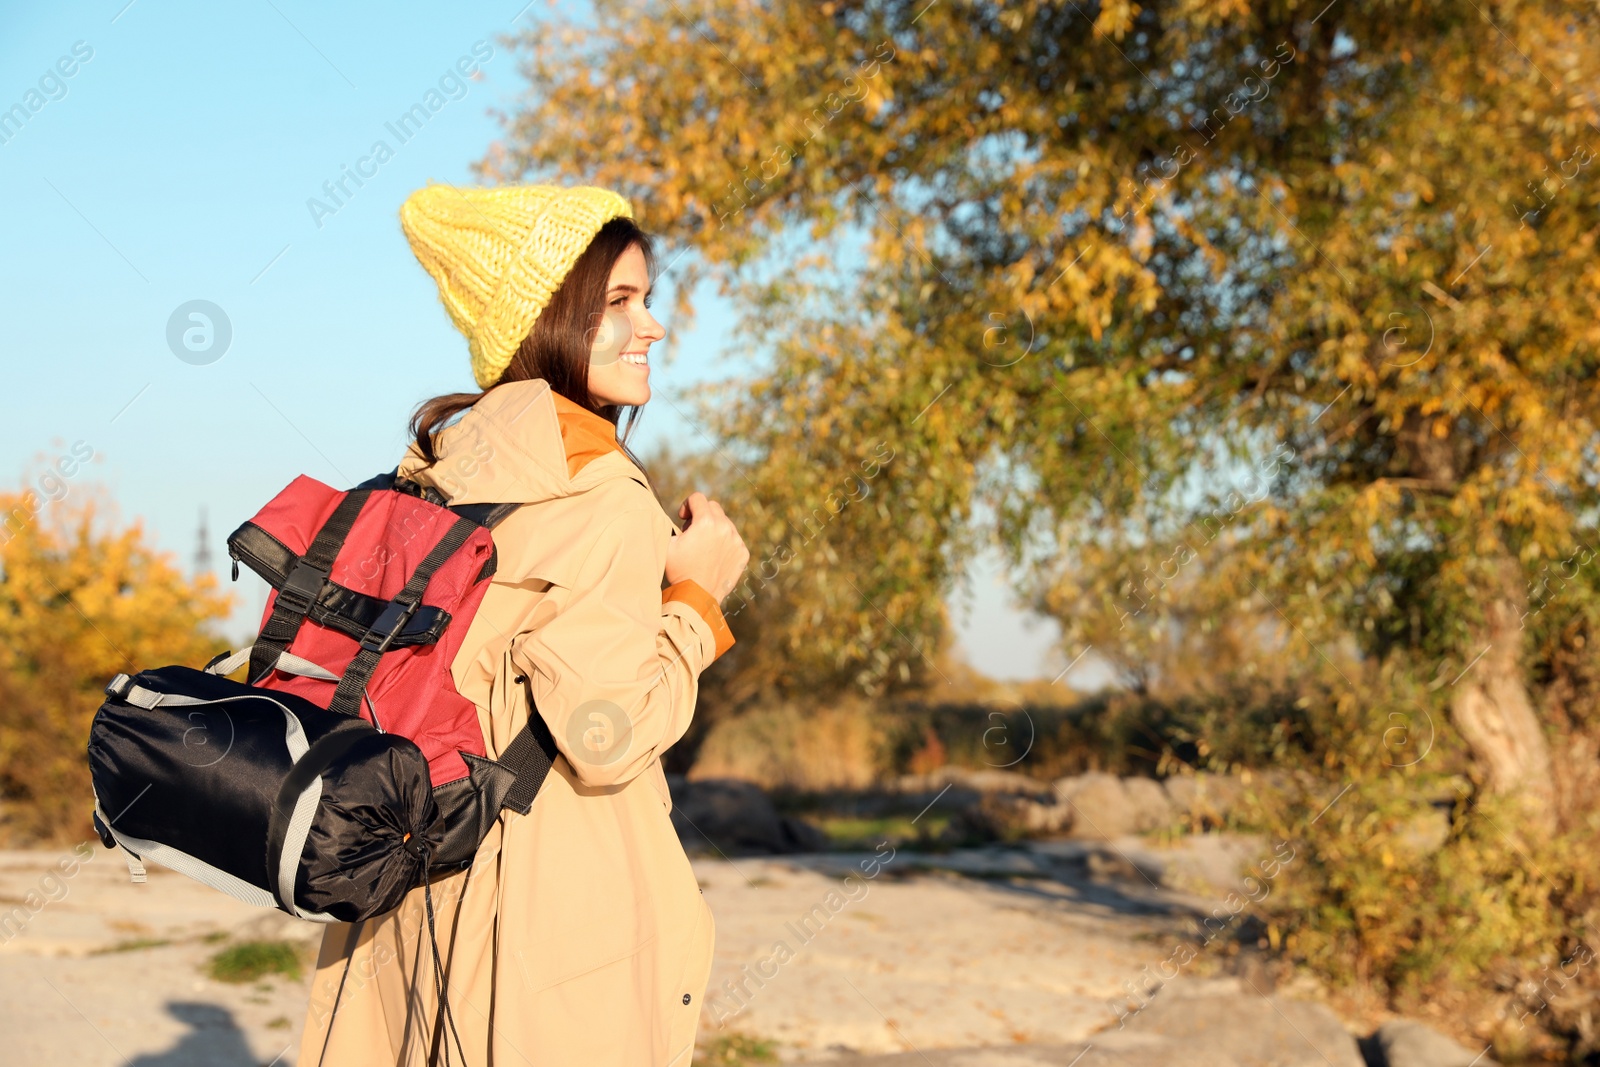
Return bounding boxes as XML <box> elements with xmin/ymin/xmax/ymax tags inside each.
<box><xmin>0</xmin><ymin>0</ymin><xmax>1066</xmax><ymax>682</ymax></box>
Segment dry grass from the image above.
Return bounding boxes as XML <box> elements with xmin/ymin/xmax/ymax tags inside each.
<box><xmin>688</xmin><ymin>697</ymin><xmax>892</xmax><ymax>790</ymax></box>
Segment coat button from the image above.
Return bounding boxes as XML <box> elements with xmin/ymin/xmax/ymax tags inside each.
<box><xmin>682</xmin><ymin>993</ymin><xmax>691</xmax><ymax>1005</ymax></box>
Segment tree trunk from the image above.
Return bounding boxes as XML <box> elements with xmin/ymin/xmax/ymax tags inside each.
<box><xmin>1449</xmin><ymin>555</ymin><xmax>1556</xmax><ymax>833</ymax></box>
<box><xmin>1392</xmin><ymin>413</ymin><xmax>1555</xmax><ymax>831</ymax></box>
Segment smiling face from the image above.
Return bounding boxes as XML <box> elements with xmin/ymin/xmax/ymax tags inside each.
<box><xmin>585</xmin><ymin>243</ymin><xmax>663</xmax><ymax>409</ymax></box>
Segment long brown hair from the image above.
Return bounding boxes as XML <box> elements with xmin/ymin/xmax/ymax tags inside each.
<box><xmin>408</xmin><ymin>215</ymin><xmax>656</xmax><ymax>474</ymax></box>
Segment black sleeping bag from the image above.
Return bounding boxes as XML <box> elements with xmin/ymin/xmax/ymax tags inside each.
<box><xmin>87</xmin><ymin>663</ymin><xmax>441</xmax><ymax>923</ymax></box>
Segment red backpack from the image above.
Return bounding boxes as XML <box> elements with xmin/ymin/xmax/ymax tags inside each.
<box><xmin>232</xmin><ymin>469</ymin><xmax>508</xmax><ymax>786</ymax></box>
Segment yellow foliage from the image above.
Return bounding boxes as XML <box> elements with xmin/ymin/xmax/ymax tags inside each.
<box><xmin>0</xmin><ymin>487</ymin><xmax>234</xmax><ymax>843</ymax></box>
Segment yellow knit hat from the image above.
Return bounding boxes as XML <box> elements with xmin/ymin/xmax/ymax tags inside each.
<box><xmin>399</xmin><ymin>182</ymin><xmax>635</xmax><ymax>389</ymax></box>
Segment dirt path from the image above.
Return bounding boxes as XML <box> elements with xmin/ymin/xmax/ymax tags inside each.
<box><xmin>0</xmin><ymin>846</ymin><xmax>316</xmax><ymax>1066</ymax></box>
<box><xmin>0</xmin><ymin>838</ymin><xmax>1337</xmax><ymax>1065</ymax></box>
<box><xmin>696</xmin><ymin>847</ymin><xmax>1190</xmax><ymax>1058</ymax></box>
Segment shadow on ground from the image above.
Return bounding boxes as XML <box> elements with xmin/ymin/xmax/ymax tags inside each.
<box><xmin>781</xmin><ymin>841</ymin><xmax>1215</xmax><ymax>922</ymax></box>
<box><xmin>127</xmin><ymin>1002</ymin><xmax>265</xmax><ymax>1067</ymax></box>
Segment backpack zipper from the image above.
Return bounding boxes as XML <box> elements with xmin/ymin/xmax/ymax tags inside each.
<box><xmin>228</xmin><ymin>530</ymin><xmax>293</xmax><ymax>589</ymax></box>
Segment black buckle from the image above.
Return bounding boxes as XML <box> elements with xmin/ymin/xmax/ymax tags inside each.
<box><xmin>277</xmin><ymin>558</ymin><xmax>330</xmax><ymax>614</ymax></box>
<box><xmin>360</xmin><ymin>598</ymin><xmax>419</xmax><ymax>654</ymax></box>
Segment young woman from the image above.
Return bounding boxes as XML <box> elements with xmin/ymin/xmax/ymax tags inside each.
<box><xmin>297</xmin><ymin>183</ymin><xmax>749</xmax><ymax>1066</ymax></box>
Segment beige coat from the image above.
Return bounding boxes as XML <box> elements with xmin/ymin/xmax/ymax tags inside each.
<box><xmin>297</xmin><ymin>377</ymin><xmax>734</xmax><ymax>1066</ymax></box>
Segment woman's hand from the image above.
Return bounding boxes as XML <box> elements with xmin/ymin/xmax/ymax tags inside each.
<box><xmin>665</xmin><ymin>491</ymin><xmax>749</xmax><ymax>602</ymax></box>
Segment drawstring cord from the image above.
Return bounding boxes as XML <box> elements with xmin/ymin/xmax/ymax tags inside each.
<box><xmin>317</xmin><ymin>836</ymin><xmax>466</xmax><ymax>1067</ymax></box>
<box><xmin>412</xmin><ymin>838</ymin><xmax>468</xmax><ymax>1067</ymax></box>
<box><xmin>315</xmin><ymin>921</ymin><xmax>363</xmax><ymax>1067</ymax></box>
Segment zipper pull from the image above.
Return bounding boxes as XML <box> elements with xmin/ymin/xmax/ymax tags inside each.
<box><xmin>228</xmin><ymin>547</ymin><xmax>240</xmax><ymax>581</ymax></box>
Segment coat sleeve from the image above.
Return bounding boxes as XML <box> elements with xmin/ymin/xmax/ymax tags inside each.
<box><xmin>505</xmin><ymin>505</ymin><xmax>734</xmax><ymax>788</ymax></box>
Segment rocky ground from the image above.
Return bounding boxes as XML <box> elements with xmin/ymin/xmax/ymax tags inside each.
<box><xmin>0</xmin><ymin>769</ymin><xmax>1490</xmax><ymax>1065</ymax></box>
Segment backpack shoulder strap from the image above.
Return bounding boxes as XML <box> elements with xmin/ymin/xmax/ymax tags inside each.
<box><xmin>362</xmin><ymin>467</ymin><xmax>523</xmax><ymax>529</ymax></box>
<box><xmin>496</xmin><ymin>686</ymin><xmax>560</xmax><ymax>816</ymax></box>
<box><xmin>448</xmin><ymin>501</ymin><xmax>523</xmax><ymax>529</ymax></box>
<box><xmin>351</xmin><ymin>468</ymin><xmax>403</xmax><ymax>492</ymax></box>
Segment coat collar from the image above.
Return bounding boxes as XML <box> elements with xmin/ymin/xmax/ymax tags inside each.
<box><xmin>394</xmin><ymin>378</ymin><xmax>646</xmax><ymax>506</ymax></box>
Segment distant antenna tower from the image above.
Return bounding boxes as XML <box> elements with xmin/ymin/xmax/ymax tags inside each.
<box><xmin>194</xmin><ymin>506</ymin><xmax>213</xmax><ymax>577</ymax></box>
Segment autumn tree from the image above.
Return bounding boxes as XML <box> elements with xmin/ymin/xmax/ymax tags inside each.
<box><xmin>483</xmin><ymin>0</ymin><xmax>1600</xmax><ymax>829</ymax></box>
<box><xmin>0</xmin><ymin>486</ymin><xmax>234</xmax><ymax>842</ymax></box>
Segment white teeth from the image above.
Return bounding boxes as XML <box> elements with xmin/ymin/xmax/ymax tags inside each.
<box><xmin>620</xmin><ymin>353</ymin><xmax>648</xmax><ymax>365</ymax></box>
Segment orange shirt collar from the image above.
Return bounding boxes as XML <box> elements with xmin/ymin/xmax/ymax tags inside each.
<box><xmin>549</xmin><ymin>389</ymin><xmax>624</xmax><ymax>479</ymax></box>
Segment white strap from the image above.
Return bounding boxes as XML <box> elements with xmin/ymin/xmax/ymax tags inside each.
<box><xmin>278</xmin><ymin>777</ymin><xmax>324</xmax><ymax>919</ymax></box>
<box><xmin>93</xmin><ymin>802</ymin><xmax>337</xmax><ymax>922</ymax></box>
<box><xmin>105</xmin><ymin>685</ymin><xmax>310</xmax><ymax>764</ymax></box>
<box><xmin>122</xmin><ymin>848</ymin><xmax>146</xmax><ymax>883</ymax></box>
<box><xmin>205</xmin><ymin>645</ymin><xmax>340</xmax><ymax>682</ymax></box>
